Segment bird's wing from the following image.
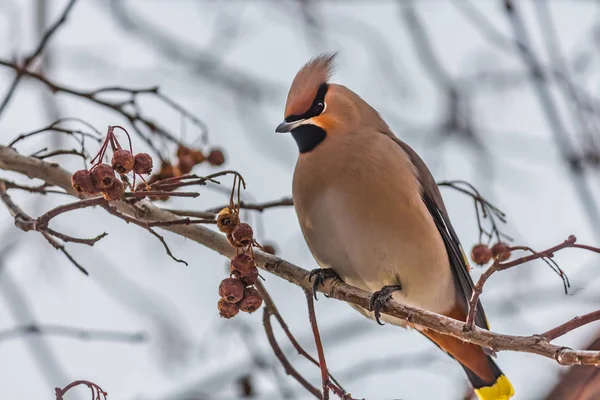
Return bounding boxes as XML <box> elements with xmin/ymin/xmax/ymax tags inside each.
<box><xmin>383</xmin><ymin>132</ymin><xmax>490</xmax><ymax>333</ymax></box>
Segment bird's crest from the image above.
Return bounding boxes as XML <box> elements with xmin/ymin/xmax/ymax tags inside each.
<box><xmin>284</xmin><ymin>52</ymin><xmax>337</xmax><ymax>118</ymax></box>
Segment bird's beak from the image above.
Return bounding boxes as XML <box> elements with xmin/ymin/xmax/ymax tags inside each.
<box><xmin>276</xmin><ymin>119</ymin><xmax>304</xmax><ymax>133</ymax></box>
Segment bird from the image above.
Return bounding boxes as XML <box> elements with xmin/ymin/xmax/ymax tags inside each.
<box><xmin>275</xmin><ymin>53</ymin><xmax>514</xmax><ymax>400</ymax></box>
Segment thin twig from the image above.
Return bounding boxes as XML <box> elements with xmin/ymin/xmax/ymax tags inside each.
<box><xmin>465</xmin><ymin>235</ymin><xmax>589</xmax><ymax>329</ymax></box>
<box><xmin>0</xmin><ymin>324</ymin><xmax>146</xmax><ymax>343</ymax></box>
<box><xmin>0</xmin><ymin>0</ymin><xmax>78</xmax><ymax>119</ymax></box>
<box><xmin>305</xmin><ymin>289</ymin><xmax>330</xmax><ymax>400</ymax></box>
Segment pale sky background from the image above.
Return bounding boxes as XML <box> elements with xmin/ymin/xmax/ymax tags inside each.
<box><xmin>1</xmin><ymin>1</ymin><xmax>600</xmax><ymax>399</ymax></box>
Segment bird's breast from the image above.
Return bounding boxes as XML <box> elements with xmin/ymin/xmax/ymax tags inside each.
<box><xmin>292</xmin><ymin>133</ymin><xmax>455</xmax><ymax>314</ymax></box>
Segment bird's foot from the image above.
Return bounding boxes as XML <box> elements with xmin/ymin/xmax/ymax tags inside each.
<box><xmin>308</xmin><ymin>268</ymin><xmax>342</xmax><ymax>300</ymax></box>
<box><xmin>369</xmin><ymin>284</ymin><xmax>403</xmax><ymax>326</ymax></box>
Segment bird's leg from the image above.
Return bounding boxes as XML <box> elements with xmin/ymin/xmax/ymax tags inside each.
<box><xmin>369</xmin><ymin>284</ymin><xmax>403</xmax><ymax>326</ymax></box>
<box><xmin>308</xmin><ymin>268</ymin><xmax>342</xmax><ymax>300</ymax></box>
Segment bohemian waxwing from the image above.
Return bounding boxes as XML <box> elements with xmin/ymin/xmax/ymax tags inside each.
<box><xmin>276</xmin><ymin>53</ymin><xmax>514</xmax><ymax>400</ymax></box>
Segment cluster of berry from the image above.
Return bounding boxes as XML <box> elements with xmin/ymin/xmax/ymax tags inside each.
<box><xmin>138</xmin><ymin>145</ymin><xmax>225</xmax><ymax>201</ymax></box>
<box><xmin>216</xmin><ymin>207</ymin><xmax>264</xmax><ymax>318</ymax></box>
<box><xmin>471</xmin><ymin>242</ymin><xmax>511</xmax><ymax>266</ymax></box>
<box><xmin>149</xmin><ymin>145</ymin><xmax>225</xmax><ymax>184</ymax></box>
<box><xmin>71</xmin><ymin>126</ymin><xmax>153</xmax><ymax>201</ymax></box>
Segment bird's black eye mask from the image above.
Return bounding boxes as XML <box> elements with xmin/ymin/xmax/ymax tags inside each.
<box><xmin>285</xmin><ymin>83</ymin><xmax>329</xmax><ymax>123</ymax></box>
<box><xmin>287</xmin><ymin>84</ymin><xmax>329</xmax><ymax>153</ymax></box>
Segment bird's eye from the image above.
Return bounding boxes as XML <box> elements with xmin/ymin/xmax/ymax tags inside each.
<box><xmin>312</xmin><ymin>102</ymin><xmax>325</xmax><ymax>115</ymax></box>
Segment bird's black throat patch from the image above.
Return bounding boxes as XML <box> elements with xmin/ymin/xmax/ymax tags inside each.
<box><xmin>291</xmin><ymin>125</ymin><xmax>326</xmax><ymax>153</ymax></box>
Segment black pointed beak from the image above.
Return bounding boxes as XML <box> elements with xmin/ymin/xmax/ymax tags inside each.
<box><xmin>275</xmin><ymin>119</ymin><xmax>303</xmax><ymax>133</ymax></box>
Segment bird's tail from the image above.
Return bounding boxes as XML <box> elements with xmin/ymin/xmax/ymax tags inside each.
<box><xmin>461</xmin><ymin>356</ymin><xmax>514</xmax><ymax>400</ymax></box>
<box><xmin>422</xmin><ymin>329</ymin><xmax>514</xmax><ymax>400</ymax></box>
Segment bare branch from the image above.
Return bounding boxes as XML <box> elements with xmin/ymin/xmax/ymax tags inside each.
<box><xmin>0</xmin><ymin>0</ymin><xmax>78</xmax><ymax>119</ymax></box>
<box><xmin>0</xmin><ymin>324</ymin><xmax>146</xmax><ymax>343</ymax></box>
<box><xmin>3</xmin><ymin>145</ymin><xmax>600</xmax><ymax>366</ymax></box>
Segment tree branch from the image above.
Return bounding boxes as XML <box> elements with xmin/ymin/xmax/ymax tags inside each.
<box><xmin>2</xmin><ymin>145</ymin><xmax>600</xmax><ymax>366</ymax></box>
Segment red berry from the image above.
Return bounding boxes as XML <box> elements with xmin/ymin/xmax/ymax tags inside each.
<box><xmin>158</xmin><ymin>161</ymin><xmax>174</xmax><ymax>179</ymax></box>
<box><xmin>230</xmin><ymin>254</ymin><xmax>258</xmax><ymax>284</ymax></box>
<box><xmin>133</xmin><ymin>153</ymin><xmax>153</xmax><ymax>175</ymax></box>
<box><xmin>176</xmin><ymin>145</ymin><xmax>191</xmax><ymax>158</ymax></box>
<box><xmin>262</xmin><ymin>244</ymin><xmax>276</xmax><ymax>255</ymax></box>
<box><xmin>230</xmin><ymin>254</ymin><xmax>255</xmax><ymax>275</ymax></box>
<box><xmin>112</xmin><ymin>150</ymin><xmax>135</xmax><ymax>174</ymax></box>
<box><xmin>491</xmin><ymin>242</ymin><xmax>511</xmax><ymax>261</ymax></box>
<box><xmin>191</xmin><ymin>150</ymin><xmax>205</xmax><ymax>164</ymax></box>
<box><xmin>102</xmin><ymin>180</ymin><xmax>125</xmax><ymax>201</ymax></box>
<box><xmin>177</xmin><ymin>155</ymin><xmax>195</xmax><ymax>175</ymax></box>
<box><xmin>91</xmin><ymin>164</ymin><xmax>116</xmax><ymax>190</ymax></box>
<box><xmin>207</xmin><ymin>149</ymin><xmax>225</xmax><ymax>166</ymax></box>
<box><xmin>218</xmin><ymin>298</ymin><xmax>239</xmax><ymax>319</ymax></box>
<box><xmin>471</xmin><ymin>244</ymin><xmax>493</xmax><ymax>266</ymax></box>
<box><xmin>219</xmin><ymin>277</ymin><xmax>245</xmax><ymax>303</ymax></box>
<box><xmin>71</xmin><ymin>169</ymin><xmax>96</xmax><ymax>194</ymax></box>
<box><xmin>231</xmin><ymin>223</ymin><xmax>253</xmax><ymax>247</ymax></box>
<box><xmin>241</xmin><ymin>267</ymin><xmax>259</xmax><ymax>286</ymax></box>
<box><xmin>238</xmin><ymin>287</ymin><xmax>263</xmax><ymax>314</ymax></box>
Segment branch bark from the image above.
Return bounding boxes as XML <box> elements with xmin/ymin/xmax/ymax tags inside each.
<box><xmin>2</xmin><ymin>145</ymin><xmax>600</xmax><ymax>366</ymax></box>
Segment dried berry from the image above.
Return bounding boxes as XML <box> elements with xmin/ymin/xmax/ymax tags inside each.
<box><xmin>176</xmin><ymin>145</ymin><xmax>191</xmax><ymax>158</ymax></box>
<box><xmin>471</xmin><ymin>244</ymin><xmax>493</xmax><ymax>266</ymax></box>
<box><xmin>226</xmin><ymin>233</ymin><xmax>237</xmax><ymax>247</ymax></box>
<box><xmin>219</xmin><ymin>277</ymin><xmax>245</xmax><ymax>303</ymax></box>
<box><xmin>238</xmin><ymin>287</ymin><xmax>263</xmax><ymax>314</ymax></box>
<box><xmin>91</xmin><ymin>164</ymin><xmax>116</xmax><ymax>190</ymax></box>
<box><xmin>232</xmin><ymin>223</ymin><xmax>253</xmax><ymax>247</ymax></box>
<box><xmin>491</xmin><ymin>242</ymin><xmax>511</xmax><ymax>261</ymax></box>
<box><xmin>158</xmin><ymin>161</ymin><xmax>174</xmax><ymax>179</ymax></box>
<box><xmin>217</xmin><ymin>207</ymin><xmax>239</xmax><ymax>234</ymax></box>
<box><xmin>71</xmin><ymin>169</ymin><xmax>96</xmax><ymax>194</ymax></box>
<box><xmin>218</xmin><ymin>298</ymin><xmax>239</xmax><ymax>319</ymax></box>
<box><xmin>102</xmin><ymin>180</ymin><xmax>125</xmax><ymax>201</ymax></box>
<box><xmin>207</xmin><ymin>148</ymin><xmax>225</xmax><ymax>166</ymax></box>
<box><xmin>230</xmin><ymin>253</ymin><xmax>255</xmax><ymax>276</ymax></box>
<box><xmin>241</xmin><ymin>267</ymin><xmax>259</xmax><ymax>286</ymax></box>
<box><xmin>133</xmin><ymin>153</ymin><xmax>153</xmax><ymax>175</ymax></box>
<box><xmin>177</xmin><ymin>155</ymin><xmax>195</xmax><ymax>175</ymax></box>
<box><xmin>263</xmin><ymin>244</ymin><xmax>276</xmax><ymax>255</ymax></box>
<box><xmin>112</xmin><ymin>150</ymin><xmax>135</xmax><ymax>174</ymax></box>
<box><xmin>191</xmin><ymin>150</ymin><xmax>205</xmax><ymax>164</ymax></box>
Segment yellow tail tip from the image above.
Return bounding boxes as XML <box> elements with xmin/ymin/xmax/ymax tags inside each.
<box><xmin>474</xmin><ymin>375</ymin><xmax>514</xmax><ymax>400</ymax></box>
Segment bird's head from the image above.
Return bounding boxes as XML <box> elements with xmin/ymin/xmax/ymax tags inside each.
<box><xmin>277</xmin><ymin>53</ymin><xmax>361</xmax><ymax>153</ymax></box>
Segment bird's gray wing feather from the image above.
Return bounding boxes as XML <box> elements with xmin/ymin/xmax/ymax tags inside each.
<box><xmin>383</xmin><ymin>132</ymin><xmax>491</xmax><ymax>334</ymax></box>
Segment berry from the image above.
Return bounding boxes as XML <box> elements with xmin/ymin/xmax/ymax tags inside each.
<box><xmin>471</xmin><ymin>244</ymin><xmax>493</xmax><ymax>266</ymax></box>
<box><xmin>102</xmin><ymin>180</ymin><xmax>125</xmax><ymax>201</ymax></box>
<box><xmin>232</xmin><ymin>223</ymin><xmax>253</xmax><ymax>247</ymax></box>
<box><xmin>263</xmin><ymin>244</ymin><xmax>276</xmax><ymax>255</ymax></box>
<box><xmin>71</xmin><ymin>170</ymin><xmax>96</xmax><ymax>194</ymax></box>
<box><xmin>230</xmin><ymin>254</ymin><xmax>255</xmax><ymax>276</ymax></box>
<box><xmin>218</xmin><ymin>298</ymin><xmax>239</xmax><ymax>319</ymax></box>
<box><xmin>133</xmin><ymin>153</ymin><xmax>153</xmax><ymax>175</ymax></box>
<box><xmin>207</xmin><ymin>149</ymin><xmax>225</xmax><ymax>166</ymax></box>
<box><xmin>176</xmin><ymin>145</ymin><xmax>191</xmax><ymax>158</ymax></box>
<box><xmin>491</xmin><ymin>242</ymin><xmax>511</xmax><ymax>261</ymax></box>
<box><xmin>91</xmin><ymin>164</ymin><xmax>116</xmax><ymax>190</ymax></box>
<box><xmin>112</xmin><ymin>150</ymin><xmax>135</xmax><ymax>174</ymax></box>
<box><xmin>241</xmin><ymin>267</ymin><xmax>259</xmax><ymax>286</ymax></box>
<box><xmin>191</xmin><ymin>150</ymin><xmax>205</xmax><ymax>164</ymax></box>
<box><xmin>238</xmin><ymin>287</ymin><xmax>263</xmax><ymax>314</ymax></box>
<box><xmin>177</xmin><ymin>155</ymin><xmax>195</xmax><ymax>175</ymax></box>
<box><xmin>219</xmin><ymin>277</ymin><xmax>245</xmax><ymax>303</ymax></box>
<box><xmin>217</xmin><ymin>207</ymin><xmax>239</xmax><ymax>234</ymax></box>
<box><xmin>158</xmin><ymin>161</ymin><xmax>174</xmax><ymax>179</ymax></box>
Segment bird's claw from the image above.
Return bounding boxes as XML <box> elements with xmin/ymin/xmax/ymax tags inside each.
<box><xmin>369</xmin><ymin>284</ymin><xmax>403</xmax><ymax>326</ymax></box>
<box><xmin>308</xmin><ymin>268</ymin><xmax>341</xmax><ymax>300</ymax></box>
